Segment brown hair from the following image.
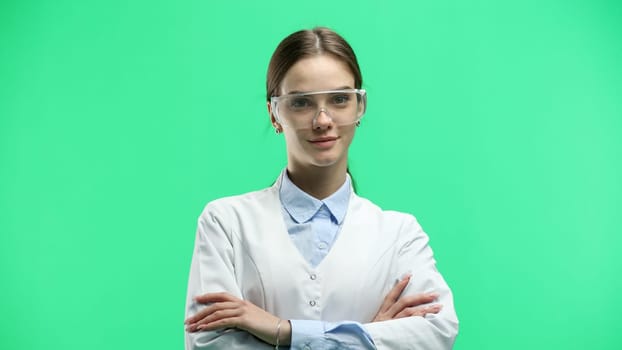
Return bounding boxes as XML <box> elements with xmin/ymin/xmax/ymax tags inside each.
<box><xmin>266</xmin><ymin>27</ymin><xmax>363</xmax><ymax>101</ymax></box>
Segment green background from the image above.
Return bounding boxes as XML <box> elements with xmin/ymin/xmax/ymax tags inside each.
<box><xmin>1</xmin><ymin>0</ymin><xmax>620</xmax><ymax>348</ymax></box>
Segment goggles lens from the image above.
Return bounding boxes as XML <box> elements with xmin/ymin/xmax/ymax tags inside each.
<box><xmin>272</xmin><ymin>89</ymin><xmax>366</xmax><ymax>129</ymax></box>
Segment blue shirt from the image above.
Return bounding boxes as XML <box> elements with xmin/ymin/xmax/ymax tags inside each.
<box><xmin>279</xmin><ymin>170</ymin><xmax>376</xmax><ymax>349</ymax></box>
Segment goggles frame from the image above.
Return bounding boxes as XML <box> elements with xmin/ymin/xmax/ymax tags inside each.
<box><xmin>270</xmin><ymin>88</ymin><xmax>367</xmax><ymax>128</ymax></box>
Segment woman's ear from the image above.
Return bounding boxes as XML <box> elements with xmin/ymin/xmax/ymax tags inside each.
<box><xmin>267</xmin><ymin>101</ymin><xmax>282</xmax><ymax>133</ymax></box>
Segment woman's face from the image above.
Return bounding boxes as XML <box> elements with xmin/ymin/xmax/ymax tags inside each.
<box><xmin>269</xmin><ymin>54</ymin><xmax>357</xmax><ymax>171</ymax></box>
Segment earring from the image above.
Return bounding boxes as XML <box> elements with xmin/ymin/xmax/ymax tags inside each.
<box><xmin>275</xmin><ymin>128</ymin><xmax>282</xmax><ymax>134</ymax></box>
<box><xmin>355</xmin><ymin>121</ymin><xmax>361</xmax><ymax>127</ymax></box>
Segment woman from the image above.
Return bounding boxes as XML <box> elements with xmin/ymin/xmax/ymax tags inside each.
<box><xmin>184</xmin><ymin>27</ymin><xmax>458</xmax><ymax>349</ymax></box>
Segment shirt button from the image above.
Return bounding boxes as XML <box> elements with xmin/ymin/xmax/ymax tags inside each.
<box><xmin>303</xmin><ymin>346</ymin><xmax>311</xmax><ymax>350</ymax></box>
<box><xmin>309</xmin><ymin>300</ymin><xmax>316</xmax><ymax>306</ymax></box>
<box><xmin>310</xmin><ymin>274</ymin><xmax>317</xmax><ymax>280</ymax></box>
<box><xmin>318</xmin><ymin>242</ymin><xmax>328</xmax><ymax>250</ymax></box>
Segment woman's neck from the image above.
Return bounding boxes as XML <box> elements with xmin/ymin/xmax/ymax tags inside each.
<box><xmin>286</xmin><ymin>162</ymin><xmax>348</xmax><ymax>200</ymax></box>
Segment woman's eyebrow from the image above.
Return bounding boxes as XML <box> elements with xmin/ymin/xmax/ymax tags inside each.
<box><xmin>285</xmin><ymin>86</ymin><xmax>354</xmax><ymax>95</ymax></box>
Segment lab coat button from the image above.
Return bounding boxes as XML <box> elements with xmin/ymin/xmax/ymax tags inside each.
<box><xmin>310</xmin><ymin>274</ymin><xmax>317</xmax><ymax>280</ymax></box>
<box><xmin>318</xmin><ymin>242</ymin><xmax>328</xmax><ymax>250</ymax></box>
<box><xmin>303</xmin><ymin>346</ymin><xmax>311</xmax><ymax>350</ymax></box>
<box><xmin>309</xmin><ymin>300</ymin><xmax>316</xmax><ymax>306</ymax></box>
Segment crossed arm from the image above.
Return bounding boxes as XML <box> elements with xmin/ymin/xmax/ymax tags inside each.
<box><xmin>185</xmin><ymin>274</ymin><xmax>442</xmax><ymax>348</ymax></box>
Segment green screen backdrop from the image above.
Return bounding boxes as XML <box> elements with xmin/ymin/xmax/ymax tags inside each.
<box><xmin>1</xmin><ymin>0</ymin><xmax>621</xmax><ymax>349</ymax></box>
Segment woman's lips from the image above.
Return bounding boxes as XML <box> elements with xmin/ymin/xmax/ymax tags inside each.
<box><xmin>309</xmin><ymin>136</ymin><xmax>338</xmax><ymax>149</ymax></box>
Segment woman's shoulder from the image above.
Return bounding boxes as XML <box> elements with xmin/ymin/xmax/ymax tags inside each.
<box><xmin>349</xmin><ymin>194</ymin><xmax>427</xmax><ymax>247</ymax></box>
<box><xmin>352</xmin><ymin>194</ymin><xmax>420</xmax><ymax>227</ymax></box>
<box><xmin>201</xmin><ymin>185</ymin><xmax>278</xmax><ymax>215</ymax></box>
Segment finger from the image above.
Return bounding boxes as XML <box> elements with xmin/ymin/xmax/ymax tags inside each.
<box><xmin>194</xmin><ymin>307</ymin><xmax>242</xmax><ymax>328</ymax></box>
<box><xmin>185</xmin><ymin>301</ymin><xmax>240</xmax><ymax>325</ymax></box>
<box><xmin>378</xmin><ymin>275</ymin><xmax>411</xmax><ymax>312</ymax></box>
<box><xmin>387</xmin><ymin>292</ymin><xmax>439</xmax><ymax>316</ymax></box>
<box><xmin>194</xmin><ymin>292</ymin><xmax>239</xmax><ymax>304</ymax></box>
<box><xmin>186</xmin><ymin>308</ymin><xmax>242</xmax><ymax>332</ymax></box>
<box><xmin>196</xmin><ymin>316</ymin><xmax>242</xmax><ymax>332</ymax></box>
<box><xmin>395</xmin><ymin>303</ymin><xmax>443</xmax><ymax>319</ymax></box>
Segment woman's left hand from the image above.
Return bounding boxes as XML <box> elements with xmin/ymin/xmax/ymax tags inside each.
<box><xmin>373</xmin><ymin>275</ymin><xmax>442</xmax><ymax>322</ymax></box>
<box><xmin>184</xmin><ymin>292</ymin><xmax>290</xmax><ymax>346</ymax></box>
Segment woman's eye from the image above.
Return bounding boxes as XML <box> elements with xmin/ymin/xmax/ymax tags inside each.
<box><xmin>289</xmin><ymin>97</ymin><xmax>312</xmax><ymax>109</ymax></box>
<box><xmin>332</xmin><ymin>94</ymin><xmax>351</xmax><ymax>105</ymax></box>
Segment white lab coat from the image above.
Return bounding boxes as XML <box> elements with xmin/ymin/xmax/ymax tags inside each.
<box><xmin>185</xmin><ymin>175</ymin><xmax>459</xmax><ymax>349</ymax></box>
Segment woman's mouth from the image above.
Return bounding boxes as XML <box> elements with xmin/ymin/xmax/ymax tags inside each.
<box><xmin>309</xmin><ymin>136</ymin><xmax>339</xmax><ymax>149</ymax></box>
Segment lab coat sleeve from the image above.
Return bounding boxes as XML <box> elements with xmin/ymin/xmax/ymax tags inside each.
<box><xmin>362</xmin><ymin>214</ymin><xmax>459</xmax><ymax>349</ymax></box>
<box><xmin>184</xmin><ymin>203</ymin><xmax>273</xmax><ymax>350</ymax></box>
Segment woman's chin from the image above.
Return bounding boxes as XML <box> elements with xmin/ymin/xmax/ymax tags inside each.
<box><xmin>309</xmin><ymin>153</ymin><xmax>344</xmax><ymax>168</ymax></box>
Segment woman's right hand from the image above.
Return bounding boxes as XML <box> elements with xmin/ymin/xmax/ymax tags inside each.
<box><xmin>372</xmin><ymin>275</ymin><xmax>442</xmax><ymax>322</ymax></box>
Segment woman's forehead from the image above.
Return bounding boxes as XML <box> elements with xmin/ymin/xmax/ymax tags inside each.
<box><xmin>280</xmin><ymin>55</ymin><xmax>355</xmax><ymax>94</ymax></box>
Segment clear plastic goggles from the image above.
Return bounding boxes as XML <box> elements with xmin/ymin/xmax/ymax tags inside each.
<box><xmin>271</xmin><ymin>89</ymin><xmax>367</xmax><ymax>130</ymax></box>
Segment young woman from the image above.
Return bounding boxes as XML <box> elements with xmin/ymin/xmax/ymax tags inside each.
<box><xmin>184</xmin><ymin>27</ymin><xmax>458</xmax><ymax>349</ymax></box>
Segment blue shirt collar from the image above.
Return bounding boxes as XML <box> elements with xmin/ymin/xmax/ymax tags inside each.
<box><xmin>279</xmin><ymin>169</ymin><xmax>351</xmax><ymax>224</ymax></box>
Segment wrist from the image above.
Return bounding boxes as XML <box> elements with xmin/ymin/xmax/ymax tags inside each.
<box><xmin>277</xmin><ymin>320</ymin><xmax>291</xmax><ymax>347</ymax></box>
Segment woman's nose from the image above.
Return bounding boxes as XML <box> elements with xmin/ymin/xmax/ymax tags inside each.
<box><xmin>313</xmin><ymin>108</ymin><xmax>333</xmax><ymax>129</ymax></box>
